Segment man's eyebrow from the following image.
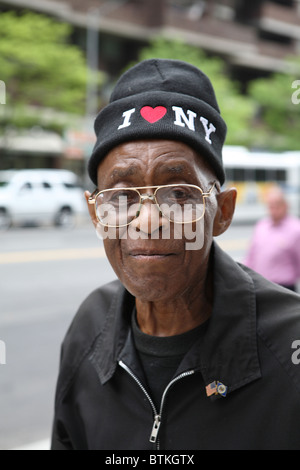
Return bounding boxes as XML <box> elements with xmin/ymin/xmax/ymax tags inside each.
<box><xmin>109</xmin><ymin>166</ymin><xmax>138</xmax><ymax>182</ymax></box>
<box><xmin>157</xmin><ymin>164</ymin><xmax>190</xmax><ymax>175</ymax></box>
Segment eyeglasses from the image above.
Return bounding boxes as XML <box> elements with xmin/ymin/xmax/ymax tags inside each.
<box><xmin>88</xmin><ymin>182</ymin><xmax>216</xmax><ymax>228</ymax></box>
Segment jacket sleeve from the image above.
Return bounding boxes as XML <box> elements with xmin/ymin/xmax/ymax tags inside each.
<box><xmin>51</xmin><ymin>342</ymin><xmax>74</xmax><ymax>450</ymax></box>
<box><xmin>50</xmin><ymin>281</ymin><xmax>123</xmax><ymax>451</ymax></box>
<box><xmin>51</xmin><ymin>419</ymin><xmax>73</xmax><ymax>450</ymax></box>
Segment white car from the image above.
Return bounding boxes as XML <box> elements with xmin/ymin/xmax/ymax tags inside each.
<box><xmin>0</xmin><ymin>169</ymin><xmax>87</xmax><ymax>230</ymax></box>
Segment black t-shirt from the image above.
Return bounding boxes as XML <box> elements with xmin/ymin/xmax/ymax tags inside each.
<box><xmin>131</xmin><ymin>311</ymin><xmax>208</xmax><ymax>410</ymax></box>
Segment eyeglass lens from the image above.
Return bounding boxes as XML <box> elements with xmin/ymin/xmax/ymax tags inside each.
<box><xmin>95</xmin><ymin>186</ymin><xmax>205</xmax><ymax>227</ymax></box>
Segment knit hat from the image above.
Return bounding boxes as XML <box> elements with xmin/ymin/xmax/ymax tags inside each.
<box><xmin>88</xmin><ymin>59</ymin><xmax>227</xmax><ymax>186</ymax></box>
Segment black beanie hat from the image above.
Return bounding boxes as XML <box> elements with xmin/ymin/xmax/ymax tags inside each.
<box><xmin>88</xmin><ymin>59</ymin><xmax>227</xmax><ymax>186</ymax></box>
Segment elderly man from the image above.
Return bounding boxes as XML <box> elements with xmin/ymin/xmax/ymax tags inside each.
<box><xmin>51</xmin><ymin>60</ymin><xmax>300</xmax><ymax>450</ymax></box>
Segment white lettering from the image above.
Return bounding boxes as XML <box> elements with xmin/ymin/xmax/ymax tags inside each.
<box><xmin>0</xmin><ymin>81</ymin><xmax>6</xmax><ymax>105</ymax></box>
<box><xmin>0</xmin><ymin>340</ymin><xmax>6</xmax><ymax>365</ymax></box>
<box><xmin>95</xmin><ymin>199</ymin><xmax>205</xmax><ymax>249</ymax></box>
<box><xmin>185</xmin><ymin>216</ymin><xmax>205</xmax><ymax>251</ymax></box>
<box><xmin>105</xmin><ymin>455</ymin><xmax>139</xmax><ymax>467</ymax></box>
<box><xmin>292</xmin><ymin>80</ymin><xmax>300</xmax><ymax>105</ymax></box>
<box><xmin>200</xmin><ymin>117</ymin><xmax>216</xmax><ymax>144</ymax></box>
<box><xmin>173</xmin><ymin>106</ymin><xmax>197</xmax><ymax>131</ymax></box>
<box><xmin>291</xmin><ymin>340</ymin><xmax>300</xmax><ymax>365</ymax></box>
<box><xmin>149</xmin><ymin>455</ymin><xmax>195</xmax><ymax>465</ymax></box>
<box><xmin>118</xmin><ymin>108</ymin><xmax>136</xmax><ymax>130</ymax></box>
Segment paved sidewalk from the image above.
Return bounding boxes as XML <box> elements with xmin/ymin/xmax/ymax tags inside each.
<box><xmin>13</xmin><ymin>439</ymin><xmax>50</xmax><ymax>451</ymax></box>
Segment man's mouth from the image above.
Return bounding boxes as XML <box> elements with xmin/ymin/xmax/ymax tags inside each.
<box><xmin>131</xmin><ymin>253</ymin><xmax>174</xmax><ymax>259</ymax></box>
<box><xmin>128</xmin><ymin>249</ymin><xmax>176</xmax><ymax>260</ymax></box>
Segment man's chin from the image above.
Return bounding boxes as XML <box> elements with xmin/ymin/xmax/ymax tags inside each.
<box><xmin>123</xmin><ymin>276</ymin><xmax>177</xmax><ymax>303</ymax></box>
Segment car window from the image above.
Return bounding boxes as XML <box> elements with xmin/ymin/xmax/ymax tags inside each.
<box><xmin>63</xmin><ymin>182</ymin><xmax>78</xmax><ymax>189</ymax></box>
<box><xmin>20</xmin><ymin>182</ymin><xmax>33</xmax><ymax>191</ymax></box>
<box><xmin>0</xmin><ymin>181</ymin><xmax>9</xmax><ymax>187</ymax></box>
<box><xmin>42</xmin><ymin>182</ymin><xmax>52</xmax><ymax>189</ymax></box>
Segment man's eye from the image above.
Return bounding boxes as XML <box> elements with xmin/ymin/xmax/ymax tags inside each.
<box><xmin>167</xmin><ymin>188</ymin><xmax>192</xmax><ymax>202</ymax></box>
<box><xmin>108</xmin><ymin>190</ymin><xmax>137</xmax><ymax>205</ymax></box>
<box><xmin>172</xmin><ymin>189</ymin><xmax>188</xmax><ymax>199</ymax></box>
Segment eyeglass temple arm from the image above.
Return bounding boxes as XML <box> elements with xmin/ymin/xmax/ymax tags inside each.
<box><xmin>88</xmin><ymin>189</ymin><xmax>99</xmax><ymax>204</ymax></box>
<box><xmin>203</xmin><ymin>182</ymin><xmax>217</xmax><ymax>198</ymax></box>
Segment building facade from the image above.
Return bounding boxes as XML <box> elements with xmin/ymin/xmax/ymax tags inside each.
<box><xmin>1</xmin><ymin>0</ymin><xmax>299</xmax><ymax>80</ymax></box>
<box><xmin>0</xmin><ymin>0</ymin><xmax>299</xmax><ymax>174</ymax></box>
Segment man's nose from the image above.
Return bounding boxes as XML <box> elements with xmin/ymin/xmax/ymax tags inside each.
<box><xmin>129</xmin><ymin>197</ymin><xmax>165</xmax><ymax>236</ymax></box>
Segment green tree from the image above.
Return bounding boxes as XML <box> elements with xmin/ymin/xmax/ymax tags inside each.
<box><xmin>249</xmin><ymin>63</ymin><xmax>300</xmax><ymax>151</ymax></box>
<box><xmin>0</xmin><ymin>11</ymin><xmax>104</xmax><ymax>132</ymax></box>
<box><xmin>136</xmin><ymin>38</ymin><xmax>255</xmax><ymax>147</ymax></box>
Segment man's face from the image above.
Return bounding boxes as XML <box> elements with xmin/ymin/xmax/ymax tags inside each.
<box><xmin>95</xmin><ymin>140</ymin><xmax>219</xmax><ymax>303</ymax></box>
<box><xmin>266</xmin><ymin>191</ymin><xmax>288</xmax><ymax>224</ymax></box>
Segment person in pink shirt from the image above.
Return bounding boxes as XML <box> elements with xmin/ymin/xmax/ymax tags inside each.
<box><xmin>244</xmin><ymin>187</ymin><xmax>300</xmax><ymax>292</ymax></box>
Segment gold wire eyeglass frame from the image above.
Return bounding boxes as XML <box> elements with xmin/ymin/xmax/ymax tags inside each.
<box><xmin>88</xmin><ymin>182</ymin><xmax>216</xmax><ymax>228</ymax></box>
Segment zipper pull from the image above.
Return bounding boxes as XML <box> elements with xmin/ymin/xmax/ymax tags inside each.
<box><xmin>150</xmin><ymin>415</ymin><xmax>161</xmax><ymax>443</ymax></box>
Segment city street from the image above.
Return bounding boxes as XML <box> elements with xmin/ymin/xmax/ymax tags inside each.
<box><xmin>0</xmin><ymin>221</ymin><xmax>254</xmax><ymax>450</ymax></box>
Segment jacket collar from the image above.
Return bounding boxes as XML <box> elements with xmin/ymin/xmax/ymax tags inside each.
<box><xmin>185</xmin><ymin>243</ymin><xmax>262</xmax><ymax>393</ymax></box>
<box><xmin>90</xmin><ymin>242</ymin><xmax>261</xmax><ymax>394</ymax></box>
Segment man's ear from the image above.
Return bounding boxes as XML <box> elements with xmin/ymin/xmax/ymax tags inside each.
<box><xmin>84</xmin><ymin>191</ymin><xmax>99</xmax><ymax>228</ymax></box>
<box><xmin>213</xmin><ymin>188</ymin><xmax>237</xmax><ymax>237</ymax></box>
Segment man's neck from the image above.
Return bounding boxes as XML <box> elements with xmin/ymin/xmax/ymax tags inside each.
<box><xmin>135</xmin><ymin>263</ymin><xmax>213</xmax><ymax>337</ymax></box>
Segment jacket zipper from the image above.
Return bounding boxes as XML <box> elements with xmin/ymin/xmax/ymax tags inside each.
<box><xmin>119</xmin><ymin>360</ymin><xmax>195</xmax><ymax>448</ymax></box>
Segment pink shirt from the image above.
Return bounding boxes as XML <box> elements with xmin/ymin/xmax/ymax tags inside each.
<box><xmin>244</xmin><ymin>216</ymin><xmax>300</xmax><ymax>286</ymax></box>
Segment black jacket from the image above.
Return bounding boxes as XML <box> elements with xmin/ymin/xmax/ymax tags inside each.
<box><xmin>51</xmin><ymin>243</ymin><xmax>300</xmax><ymax>450</ymax></box>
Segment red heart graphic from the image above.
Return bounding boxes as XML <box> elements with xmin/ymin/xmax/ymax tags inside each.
<box><xmin>140</xmin><ymin>106</ymin><xmax>167</xmax><ymax>124</ymax></box>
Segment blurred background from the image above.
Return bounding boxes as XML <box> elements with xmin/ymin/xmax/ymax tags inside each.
<box><xmin>0</xmin><ymin>0</ymin><xmax>300</xmax><ymax>450</ymax></box>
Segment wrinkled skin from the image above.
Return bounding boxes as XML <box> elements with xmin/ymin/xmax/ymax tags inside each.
<box><xmin>86</xmin><ymin>140</ymin><xmax>237</xmax><ymax>336</ymax></box>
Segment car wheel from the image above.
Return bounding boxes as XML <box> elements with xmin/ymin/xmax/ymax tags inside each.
<box><xmin>55</xmin><ymin>207</ymin><xmax>75</xmax><ymax>228</ymax></box>
<box><xmin>0</xmin><ymin>209</ymin><xmax>12</xmax><ymax>231</ymax></box>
